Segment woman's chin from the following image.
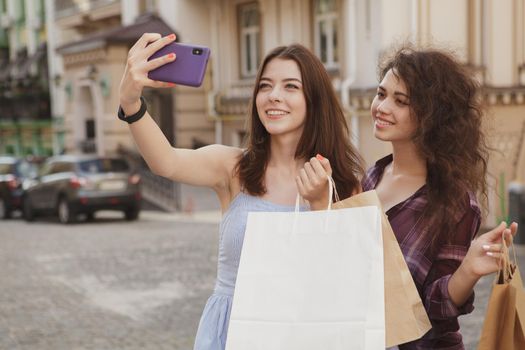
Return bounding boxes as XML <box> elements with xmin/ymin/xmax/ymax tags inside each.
<box><xmin>373</xmin><ymin>129</ymin><xmax>390</xmax><ymax>141</ymax></box>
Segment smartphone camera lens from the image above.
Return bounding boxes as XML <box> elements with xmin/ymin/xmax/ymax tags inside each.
<box><xmin>192</xmin><ymin>48</ymin><xmax>203</xmax><ymax>55</ymax></box>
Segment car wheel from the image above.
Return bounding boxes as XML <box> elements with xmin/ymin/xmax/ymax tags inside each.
<box><xmin>0</xmin><ymin>197</ymin><xmax>11</xmax><ymax>219</ymax></box>
<box><xmin>124</xmin><ymin>207</ymin><xmax>140</xmax><ymax>221</ymax></box>
<box><xmin>58</xmin><ymin>198</ymin><xmax>75</xmax><ymax>224</ymax></box>
<box><xmin>23</xmin><ymin>197</ymin><xmax>35</xmax><ymax>222</ymax></box>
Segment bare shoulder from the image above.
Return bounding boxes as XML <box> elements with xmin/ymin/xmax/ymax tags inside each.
<box><xmin>194</xmin><ymin>144</ymin><xmax>243</xmax><ymax>192</ymax></box>
<box><xmin>197</xmin><ymin>144</ymin><xmax>243</xmax><ymax>169</ymax></box>
<box><xmin>208</xmin><ymin>145</ymin><xmax>244</xmax><ymax>205</ymax></box>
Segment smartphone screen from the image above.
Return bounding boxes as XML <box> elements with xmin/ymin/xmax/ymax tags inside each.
<box><xmin>148</xmin><ymin>42</ymin><xmax>210</xmax><ymax>87</ymax></box>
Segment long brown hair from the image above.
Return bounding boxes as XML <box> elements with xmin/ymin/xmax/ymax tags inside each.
<box><xmin>236</xmin><ymin>44</ymin><xmax>363</xmax><ymax>199</ymax></box>
<box><xmin>379</xmin><ymin>46</ymin><xmax>489</xmax><ymax>243</ymax></box>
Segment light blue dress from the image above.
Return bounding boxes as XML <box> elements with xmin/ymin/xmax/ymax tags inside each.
<box><xmin>193</xmin><ymin>192</ymin><xmax>303</xmax><ymax>350</ymax></box>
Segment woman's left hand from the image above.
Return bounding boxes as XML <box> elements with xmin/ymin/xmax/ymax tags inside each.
<box><xmin>462</xmin><ymin>221</ymin><xmax>518</xmax><ymax>279</ymax></box>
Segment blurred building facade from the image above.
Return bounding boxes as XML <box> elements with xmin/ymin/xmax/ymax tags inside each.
<box><xmin>41</xmin><ymin>0</ymin><xmax>525</xmax><ymax>221</ymax></box>
<box><xmin>0</xmin><ymin>0</ymin><xmax>51</xmax><ymax>156</ymax></box>
<box><xmin>210</xmin><ymin>0</ymin><xmax>525</xmax><ymax>225</ymax></box>
<box><xmin>47</xmin><ymin>0</ymin><xmax>214</xmax><ymax>158</ymax></box>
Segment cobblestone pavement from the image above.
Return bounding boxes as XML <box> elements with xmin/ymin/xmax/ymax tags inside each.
<box><xmin>0</xmin><ymin>185</ymin><xmax>221</xmax><ymax>350</ymax></box>
<box><xmin>0</xmin><ymin>184</ymin><xmax>524</xmax><ymax>349</ymax></box>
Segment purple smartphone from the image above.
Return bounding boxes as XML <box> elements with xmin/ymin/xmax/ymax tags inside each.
<box><xmin>148</xmin><ymin>42</ymin><xmax>210</xmax><ymax>87</ymax></box>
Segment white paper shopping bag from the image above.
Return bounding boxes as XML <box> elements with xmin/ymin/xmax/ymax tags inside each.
<box><xmin>226</xmin><ymin>204</ymin><xmax>385</xmax><ymax>350</ymax></box>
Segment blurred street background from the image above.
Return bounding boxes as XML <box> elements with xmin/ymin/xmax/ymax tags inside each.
<box><xmin>1</xmin><ymin>0</ymin><xmax>525</xmax><ymax>349</ymax></box>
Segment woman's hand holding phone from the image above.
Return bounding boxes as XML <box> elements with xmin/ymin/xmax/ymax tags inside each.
<box><xmin>118</xmin><ymin>33</ymin><xmax>177</xmax><ymax>115</ymax></box>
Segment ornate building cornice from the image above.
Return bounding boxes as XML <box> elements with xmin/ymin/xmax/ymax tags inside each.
<box><xmin>215</xmin><ymin>83</ymin><xmax>253</xmax><ymax>117</ymax></box>
<box><xmin>347</xmin><ymin>88</ymin><xmax>376</xmax><ymax>112</ymax></box>
<box><xmin>483</xmin><ymin>86</ymin><xmax>525</xmax><ymax>106</ymax></box>
<box><xmin>62</xmin><ymin>47</ymin><xmax>107</xmax><ymax>67</ymax></box>
<box><xmin>346</xmin><ymin>86</ymin><xmax>525</xmax><ymax>111</ymax></box>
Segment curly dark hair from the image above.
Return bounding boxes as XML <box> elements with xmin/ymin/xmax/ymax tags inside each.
<box><xmin>379</xmin><ymin>46</ymin><xmax>489</xmax><ymax>244</ymax></box>
<box><xmin>236</xmin><ymin>44</ymin><xmax>364</xmax><ymax>199</ymax></box>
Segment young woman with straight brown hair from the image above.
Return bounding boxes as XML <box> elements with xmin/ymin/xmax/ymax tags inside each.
<box><xmin>118</xmin><ymin>34</ymin><xmax>363</xmax><ymax>350</ymax></box>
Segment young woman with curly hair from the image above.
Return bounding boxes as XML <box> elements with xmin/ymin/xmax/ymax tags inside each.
<box><xmin>300</xmin><ymin>46</ymin><xmax>518</xmax><ymax>349</ymax></box>
<box><xmin>118</xmin><ymin>34</ymin><xmax>363</xmax><ymax>350</ymax></box>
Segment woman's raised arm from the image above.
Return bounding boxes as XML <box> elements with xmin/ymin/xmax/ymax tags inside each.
<box><xmin>118</xmin><ymin>33</ymin><xmax>240</xmax><ymax>191</ymax></box>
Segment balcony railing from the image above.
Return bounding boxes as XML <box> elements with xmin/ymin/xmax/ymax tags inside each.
<box><xmin>79</xmin><ymin>139</ymin><xmax>96</xmax><ymax>153</ymax></box>
<box><xmin>117</xmin><ymin>145</ymin><xmax>181</xmax><ymax>212</ymax></box>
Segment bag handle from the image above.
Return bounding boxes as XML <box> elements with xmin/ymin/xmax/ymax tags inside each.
<box><xmin>292</xmin><ymin>176</ymin><xmax>339</xmax><ymax>235</ymax></box>
<box><xmin>497</xmin><ymin>231</ymin><xmax>518</xmax><ymax>283</ymax></box>
<box><xmin>294</xmin><ymin>175</ymin><xmax>338</xmax><ymax>212</ymax></box>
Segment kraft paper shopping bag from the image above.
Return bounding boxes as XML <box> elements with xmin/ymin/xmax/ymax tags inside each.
<box><xmin>333</xmin><ymin>190</ymin><xmax>432</xmax><ymax>347</ymax></box>
<box><xmin>478</xmin><ymin>238</ymin><xmax>525</xmax><ymax>349</ymax></box>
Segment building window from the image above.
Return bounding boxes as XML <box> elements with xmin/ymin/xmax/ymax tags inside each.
<box><xmin>85</xmin><ymin>119</ymin><xmax>95</xmax><ymax>139</ymax></box>
<box><xmin>238</xmin><ymin>2</ymin><xmax>260</xmax><ymax>78</ymax></box>
<box><xmin>0</xmin><ymin>0</ymin><xmax>7</xmax><ymax>48</ymax></box>
<box><xmin>38</xmin><ymin>0</ymin><xmax>45</xmax><ymax>25</ymax></box>
<box><xmin>15</xmin><ymin>0</ymin><xmax>25</xmax><ymax>25</ymax></box>
<box><xmin>314</xmin><ymin>0</ymin><xmax>339</xmax><ymax>70</ymax></box>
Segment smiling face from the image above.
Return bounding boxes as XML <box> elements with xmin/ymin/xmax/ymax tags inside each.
<box><xmin>370</xmin><ymin>69</ymin><xmax>417</xmax><ymax>144</ymax></box>
<box><xmin>255</xmin><ymin>58</ymin><xmax>307</xmax><ymax>140</ymax></box>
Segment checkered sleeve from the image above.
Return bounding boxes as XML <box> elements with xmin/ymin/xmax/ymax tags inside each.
<box><xmin>422</xmin><ymin>200</ymin><xmax>481</xmax><ymax>320</ymax></box>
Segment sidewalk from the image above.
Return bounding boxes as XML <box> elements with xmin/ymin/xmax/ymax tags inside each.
<box><xmin>140</xmin><ymin>184</ymin><xmax>221</xmax><ymax>223</ymax></box>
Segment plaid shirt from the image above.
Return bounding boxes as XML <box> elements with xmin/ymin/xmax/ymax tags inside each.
<box><xmin>363</xmin><ymin>155</ymin><xmax>481</xmax><ymax>350</ymax></box>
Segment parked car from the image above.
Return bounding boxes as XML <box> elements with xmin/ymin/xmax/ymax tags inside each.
<box><xmin>0</xmin><ymin>156</ymin><xmax>38</xmax><ymax>219</ymax></box>
<box><xmin>23</xmin><ymin>155</ymin><xmax>141</xmax><ymax>223</ymax></box>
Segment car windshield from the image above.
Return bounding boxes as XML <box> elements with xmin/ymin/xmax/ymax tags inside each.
<box><xmin>78</xmin><ymin>159</ymin><xmax>129</xmax><ymax>174</ymax></box>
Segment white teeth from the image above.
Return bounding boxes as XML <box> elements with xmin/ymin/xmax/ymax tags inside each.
<box><xmin>375</xmin><ymin>119</ymin><xmax>393</xmax><ymax>126</ymax></box>
<box><xmin>267</xmin><ymin>110</ymin><xmax>288</xmax><ymax>116</ymax></box>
